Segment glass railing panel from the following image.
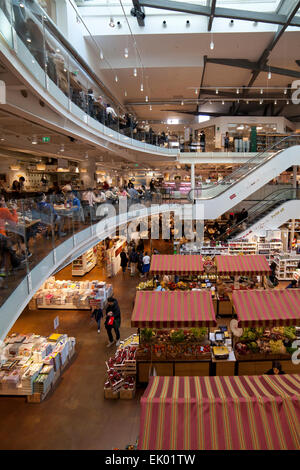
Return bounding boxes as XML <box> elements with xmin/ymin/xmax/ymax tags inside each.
<box><xmin>0</xmin><ymin>2</ymin><xmax>13</xmax><ymax>48</ymax></box>
<box><xmin>14</xmin><ymin>31</ymin><xmax>46</xmax><ymax>87</ymax></box>
<box><xmin>43</xmin><ymin>23</ymin><xmax>70</xmax><ymax>108</ymax></box>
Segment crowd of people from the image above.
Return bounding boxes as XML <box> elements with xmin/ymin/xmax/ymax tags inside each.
<box><xmin>0</xmin><ymin>178</ymin><xmax>161</xmax><ymax>279</ymax></box>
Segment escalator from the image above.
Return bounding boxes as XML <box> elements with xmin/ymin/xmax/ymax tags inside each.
<box><xmin>217</xmin><ymin>188</ymin><xmax>300</xmax><ymax>240</ymax></box>
<box><xmin>188</xmin><ymin>135</ymin><xmax>300</xmax><ymax>219</ymax></box>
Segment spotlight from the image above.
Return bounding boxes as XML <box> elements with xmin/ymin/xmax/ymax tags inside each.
<box><xmin>100</xmin><ymin>50</ymin><xmax>104</xmax><ymax>60</ymax></box>
<box><xmin>222</xmin><ymin>100</ymin><xmax>224</xmax><ymax>105</ymax></box>
<box><xmin>109</xmin><ymin>17</ymin><xmax>115</xmax><ymax>28</ymax></box>
<box><xmin>268</xmin><ymin>71</ymin><xmax>271</xmax><ymax>80</ymax></box>
<box><xmin>274</xmin><ymin>99</ymin><xmax>277</xmax><ymax>105</ymax></box>
<box><xmin>236</xmin><ymin>88</ymin><xmax>239</xmax><ymax>94</ymax></box>
<box><xmin>284</xmin><ymin>88</ymin><xmax>287</xmax><ymax>94</ymax></box>
<box><xmin>210</xmin><ymin>40</ymin><xmax>214</xmax><ymax>50</ymax></box>
<box><xmin>216</xmin><ymin>88</ymin><xmax>218</xmax><ymax>94</ymax></box>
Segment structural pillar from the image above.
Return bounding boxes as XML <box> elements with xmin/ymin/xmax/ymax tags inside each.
<box><xmin>80</xmin><ymin>156</ymin><xmax>96</xmax><ymax>189</ymax></box>
<box><xmin>289</xmin><ymin>165</ymin><xmax>298</xmax><ymax>250</ymax></box>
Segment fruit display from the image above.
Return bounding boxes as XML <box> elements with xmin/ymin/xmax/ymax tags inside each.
<box><xmin>234</xmin><ymin>326</ymin><xmax>296</xmax><ymax>358</ymax></box>
<box><xmin>137</xmin><ymin>328</ymin><xmax>210</xmax><ymax>361</ymax></box>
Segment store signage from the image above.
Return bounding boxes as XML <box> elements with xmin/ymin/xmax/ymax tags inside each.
<box><xmin>42</xmin><ymin>137</ymin><xmax>50</xmax><ymax>143</ymax></box>
<box><xmin>54</xmin><ymin>316</ymin><xmax>59</xmax><ymax>330</ymax></box>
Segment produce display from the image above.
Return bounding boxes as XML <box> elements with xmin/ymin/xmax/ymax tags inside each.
<box><xmin>235</xmin><ymin>326</ymin><xmax>297</xmax><ymax>358</ymax></box>
<box><xmin>137</xmin><ymin>279</ymin><xmax>216</xmax><ymax>293</ymax></box>
<box><xmin>104</xmin><ymin>335</ymin><xmax>138</xmax><ymax>399</ymax></box>
<box><xmin>137</xmin><ymin>328</ymin><xmax>211</xmax><ymax>361</ymax></box>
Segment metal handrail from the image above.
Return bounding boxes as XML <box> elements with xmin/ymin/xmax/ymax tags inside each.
<box><xmin>188</xmin><ymin>135</ymin><xmax>300</xmax><ymax>201</ymax></box>
<box><xmin>217</xmin><ymin>187</ymin><xmax>299</xmax><ymax>240</ymax></box>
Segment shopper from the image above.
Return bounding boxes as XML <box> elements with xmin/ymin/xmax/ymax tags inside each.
<box><xmin>224</xmin><ymin>132</ymin><xmax>229</xmax><ymax>152</ymax></box>
<box><xmin>142</xmin><ymin>251</ymin><xmax>151</xmax><ymax>278</ymax></box>
<box><xmin>0</xmin><ymin>194</ymin><xmax>25</xmax><ymax>277</ymax></box>
<box><xmin>286</xmin><ymin>279</ymin><xmax>298</xmax><ymax>289</ymax></box>
<box><xmin>105</xmin><ymin>297</ymin><xmax>121</xmax><ymax>347</ymax></box>
<box><xmin>129</xmin><ymin>247</ymin><xmax>138</xmax><ymax>276</ymax></box>
<box><xmin>266</xmin><ymin>361</ymin><xmax>285</xmax><ymax>375</ymax></box>
<box><xmin>37</xmin><ymin>193</ymin><xmax>67</xmax><ymax>239</ymax></box>
<box><xmin>120</xmin><ymin>249</ymin><xmax>128</xmax><ymax>274</ymax></box>
<box><xmin>90</xmin><ymin>306</ymin><xmax>103</xmax><ymax>333</ymax></box>
<box><xmin>200</xmin><ymin>131</ymin><xmax>206</xmax><ymax>152</ymax></box>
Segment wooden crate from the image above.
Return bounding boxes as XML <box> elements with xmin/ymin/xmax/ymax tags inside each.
<box><xmin>174</xmin><ymin>362</ymin><xmax>210</xmax><ymax>377</ymax></box>
<box><xmin>120</xmin><ymin>387</ymin><xmax>136</xmax><ymax>400</ymax></box>
<box><xmin>104</xmin><ymin>388</ymin><xmax>119</xmax><ymax>399</ymax></box>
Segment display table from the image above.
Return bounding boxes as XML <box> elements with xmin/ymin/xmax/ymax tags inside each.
<box><xmin>212</xmin><ymin>350</ymin><xmax>236</xmax><ymax>376</ymax></box>
<box><xmin>232</xmin><ymin>289</ymin><xmax>300</xmax><ymax>375</ymax></box>
<box><xmin>132</xmin><ymin>290</ymin><xmax>216</xmax><ymax>382</ymax></box>
<box><xmin>138</xmin><ymin>359</ymin><xmax>211</xmax><ymax>382</ymax></box>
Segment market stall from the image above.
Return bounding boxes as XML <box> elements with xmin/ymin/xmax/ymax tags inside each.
<box><xmin>131</xmin><ymin>290</ymin><xmax>216</xmax><ymax>381</ymax></box>
<box><xmin>232</xmin><ymin>289</ymin><xmax>300</xmax><ymax>375</ymax></box>
<box><xmin>215</xmin><ymin>254</ymin><xmax>271</xmax><ymax>316</ymax></box>
<box><xmin>138</xmin><ymin>375</ymin><xmax>300</xmax><ymax>450</ymax></box>
<box><xmin>150</xmin><ymin>254</ymin><xmax>203</xmax><ymax>276</ymax></box>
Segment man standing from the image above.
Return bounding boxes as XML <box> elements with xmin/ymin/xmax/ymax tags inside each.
<box><xmin>105</xmin><ymin>297</ymin><xmax>121</xmax><ymax>347</ymax></box>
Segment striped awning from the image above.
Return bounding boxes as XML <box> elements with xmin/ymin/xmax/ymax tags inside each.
<box><xmin>131</xmin><ymin>291</ymin><xmax>216</xmax><ymax>328</ymax></box>
<box><xmin>232</xmin><ymin>289</ymin><xmax>300</xmax><ymax>327</ymax></box>
<box><xmin>216</xmin><ymin>255</ymin><xmax>270</xmax><ymax>275</ymax></box>
<box><xmin>139</xmin><ymin>375</ymin><xmax>300</xmax><ymax>450</ymax></box>
<box><xmin>150</xmin><ymin>255</ymin><xmax>203</xmax><ymax>275</ymax></box>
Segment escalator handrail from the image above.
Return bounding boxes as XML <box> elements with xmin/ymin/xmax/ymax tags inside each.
<box><xmin>217</xmin><ymin>188</ymin><xmax>299</xmax><ymax>240</ymax></box>
<box><xmin>188</xmin><ymin>134</ymin><xmax>300</xmax><ymax>201</ymax></box>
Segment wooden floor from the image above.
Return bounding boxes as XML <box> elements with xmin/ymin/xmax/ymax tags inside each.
<box><xmin>0</xmin><ymin>239</ymin><xmax>172</xmax><ymax>450</ymax></box>
<box><xmin>0</xmin><ymin>237</ymin><xmax>290</xmax><ymax>450</ymax></box>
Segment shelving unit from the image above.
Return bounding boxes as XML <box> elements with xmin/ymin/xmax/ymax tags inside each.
<box><xmin>72</xmin><ymin>248</ymin><xmax>96</xmax><ymax>276</ymax></box>
<box><xmin>257</xmin><ymin>241</ymin><xmax>283</xmax><ymax>261</ymax></box>
<box><xmin>227</xmin><ymin>242</ymin><xmax>257</xmax><ymax>255</ymax></box>
<box><xmin>274</xmin><ymin>254</ymin><xmax>300</xmax><ymax>280</ymax></box>
<box><xmin>256</xmin><ymin>133</ymin><xmax>288</xmax><ymax>152</ymax></box>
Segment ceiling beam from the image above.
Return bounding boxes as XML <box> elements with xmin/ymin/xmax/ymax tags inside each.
<box><xmin>206</xmin><ymin>58</ymin><xmax>300</xmax><ymax>78</ymax></box>
<box><xmin>139</xmin><ymin>0</ymin><xmax>300</xmax><ymax>26</ymax></box>
<box><xmin>207</xmin><ymin>0</ymin><xmax>216</xmax><ymax>32</ymax></box>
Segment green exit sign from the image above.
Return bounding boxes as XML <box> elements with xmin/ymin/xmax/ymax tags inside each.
<box><xmin>42</xmin><ymin>137</ymin><xmax>50</xmax><ymax>143</ymax></box>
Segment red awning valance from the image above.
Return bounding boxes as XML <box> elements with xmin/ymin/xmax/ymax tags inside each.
<box><xmin>131</xmin><ymin>290</ymin><xmax>216</xmax><ymax>328</ymax></box>
<box><xmin>139</xmin><ymin>375</ymin><xmax>300</xmax><ymax>450</ymax></box>
<box><xmin>232</xmin><ymin>289</ymin><xmax>300</xmax><ymax>327</ymax></box>
<box><xmin>150</xmin><ymin>255</ymin><xmax>203</xmax><ymax>275</ymax></box>
<box><xmin>216</xmin><ymin>254</ymin><xmax>271</xmax><ymax>276</ymax></box>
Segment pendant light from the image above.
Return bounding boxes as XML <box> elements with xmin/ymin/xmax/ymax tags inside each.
<box><xmin>133</xmin><ymin>68</ymin><xmax>137</xmax><ymax>77</ymax></box>
<box><xmin>140</xmin><ymin>83</ymin><xmax>144</xmax><ymax>92</ymax></box>
<box><xmin>124</xmin><ymin>48</ymin><xmax>128</xmax><ymax>58</ymax></box>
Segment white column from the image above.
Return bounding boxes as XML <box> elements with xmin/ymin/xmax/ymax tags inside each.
<box><xmin>289</xmin><ymin>165</ymin><xmax>298</xmax><ymax>250</ymax></box>
<box><xmin>191</xmin><ymin>163</ymin><xmax>195</xmax><ymax>190</ymax></box>
<box><xmin>80</xmin><ymin>156</ymin><xmax>96</xmax><ymax>188</ymax></box>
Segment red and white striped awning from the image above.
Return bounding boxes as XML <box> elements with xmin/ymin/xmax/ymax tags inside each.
<box><xmin>216</xmin><ymin>255</ymin><xmax>270</xmax><ymax>276</ymax></box>
<box><xmin>150</xmin><ymin>255</ymin><xmax>203</xmax><ymax>275</ymax></box>
<box><xmin>139</xmin><ymin>375</ymin><xmax>300</xmax><ymax>450</ymax></box>
<box><xmin>131</xmin><ymin>290</ymin><xmax>216</xmax><ymax>328</ymax></box>
<box><xmin>232</xmin><ymin>289</ymin><xmax>300</xmax><ymax>327</ymax></box>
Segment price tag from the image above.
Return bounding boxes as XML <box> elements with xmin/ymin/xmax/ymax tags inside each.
<box><xmin>54</xmin><ymin>316</ymin><xmax>59</xmax><ymax>330</ymax></box>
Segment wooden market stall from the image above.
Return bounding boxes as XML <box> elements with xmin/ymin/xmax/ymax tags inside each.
<box><xmin>232</xmin><ymin>289</ymin><xmax>300</xmax><ymax>375</ymax></box>
<box><xmin>215</xmin><ymin>254</ymin><xmax>271</xmax><ymax>316</ymax></box>
<box><xmin>138</xmin><ymin>375</ymin><xmax>300</xmax><ymax>450</ymax></box>
<box><xmin>131</xmin><ymin>290</ymin><xmax>216</xmax><ymax>382</ymax></box>
<box><xmin>150</xmin><ymin>254</ymin><xmax>204</xmax><ymax>276</ymax></box>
